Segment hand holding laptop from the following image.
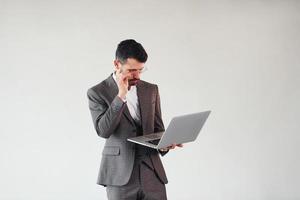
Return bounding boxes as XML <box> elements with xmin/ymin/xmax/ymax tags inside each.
<box><xmin>159</xmin><ymin>143</ymin><xmax>183</xmax><ymax>152</ymax></box>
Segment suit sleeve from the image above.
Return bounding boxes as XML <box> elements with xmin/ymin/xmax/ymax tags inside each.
<box><xmin>87</xmin><ymin>88</ymin><xmax>125</xmax><ymax>139</ymax></box>
<box><xmin>154</xmin><ymin>85</ymin><xmax>169</xmax><ymax>157</ymax></box>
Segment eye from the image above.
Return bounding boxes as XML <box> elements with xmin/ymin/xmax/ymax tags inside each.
<box><xmin>128</xmin><ymin>69</ymin><xmax>137</xmax><ymax>72</ymax></box>
<box><xmin>127</xmin><ymin>67</ymin><xmax>146</xmax><ymax>73</ymax></box>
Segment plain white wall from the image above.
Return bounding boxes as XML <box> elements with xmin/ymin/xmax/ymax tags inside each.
<box><xmin>0</xmin><ymin>0</ymin><xmax>299</xmax><ymax>199</ymax></box>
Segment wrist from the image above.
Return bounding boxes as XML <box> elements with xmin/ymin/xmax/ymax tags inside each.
<box><xmin>117</xmin><ymin>94</ymin><xmax>126</xmax><ymax>102</ymax></box>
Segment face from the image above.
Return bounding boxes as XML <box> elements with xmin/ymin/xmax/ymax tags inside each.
<box><xmin>114</xmin><ymin>58</ymin><xmax>145</xmax><ymax>86</ymax></box>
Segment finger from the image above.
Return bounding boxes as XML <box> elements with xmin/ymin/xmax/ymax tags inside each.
<box><xmin>123</xmin><ymin>75</ymin><xmax>129</xmax><ymax>82</ymax></box>
<box><xmin>176</xmin><ymin>144</ymin><xmax>183</xmax><ymax>147</ymax></box>
<box><xmin>116</xmin><ymin>68</ymin><xmax>128</xmax><ymax>77</ymax></box>
<box><xmin>117</xmin><ymin>72</ymin><xmax>128</xmax><ymax>83</ymax></box>
<box><xmin>119</xmin><ymin>69</ymin><xmax>131</xmax><ymax>77</ymax></box>
<box><xmin>116</xmin><ymin>68</ymin><xmax>123</xmax><ymax>76</ymax></box>
<box><xmin>116</xmin><ymin>69</ymin><xmax>124</xmax><ymax>82</ymax></box>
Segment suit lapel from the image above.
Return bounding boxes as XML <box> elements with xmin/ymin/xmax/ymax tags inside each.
<box><xmin>106</xmin><ymin>74</ymin><xmax>135</xmax><ymax>126</ymax></box>
<box><xmin>137</xmin><ymin>81</ymin><xmax>148</xmax><ymax>134</ymax></box>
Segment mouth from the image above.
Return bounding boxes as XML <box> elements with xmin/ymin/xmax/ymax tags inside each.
<box><xmin>129</xmin><ymin>79</ymin><xmax>140</xmax><ymax>86</ymax></box>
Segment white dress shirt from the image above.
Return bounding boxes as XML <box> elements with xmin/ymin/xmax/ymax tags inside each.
<box><xmin>112</xmin><ymin>72</ymin><xmax>141</xmax><ymax>125</ymax></box>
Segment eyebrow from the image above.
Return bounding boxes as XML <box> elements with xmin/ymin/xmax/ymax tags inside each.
<box><xmin>128</xmin><ymin>67</ymin><xmax>144</xmax><ymax>70</ymax></box>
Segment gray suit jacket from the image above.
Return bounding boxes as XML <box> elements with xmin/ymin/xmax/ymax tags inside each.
<box><xmin>87</xmin><ymin>74</ymin><xmax>169</xmax><ymax>186</ymax></box>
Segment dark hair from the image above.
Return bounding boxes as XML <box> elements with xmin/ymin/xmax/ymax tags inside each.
<box><xmin>115</xmin><ymin>39</ymin><xmax>148</xmax><ymax>64</ymax></box>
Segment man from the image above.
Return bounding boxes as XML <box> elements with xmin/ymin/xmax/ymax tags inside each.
<box><xmin>87</xmin><ymin>39</ymin><xmax>182</xmax><ymax>200</ymax></box>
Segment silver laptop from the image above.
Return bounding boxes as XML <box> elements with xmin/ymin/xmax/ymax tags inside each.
<box><xmin>127</xmin><ymin>110</ymin><xmax>211</xmax><ymax>149</ymax></box>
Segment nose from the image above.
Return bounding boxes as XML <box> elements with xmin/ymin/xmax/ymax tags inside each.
<box><xmin>132</xmin><ymin>71</ymin><xmax>140</xmax><ymax>79</ymax></box>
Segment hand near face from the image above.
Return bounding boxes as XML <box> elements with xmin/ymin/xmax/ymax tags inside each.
<box><xmin>116</xmin><ymin>68</ymin><xmax>130</xmax><ymax>100</ymax></box>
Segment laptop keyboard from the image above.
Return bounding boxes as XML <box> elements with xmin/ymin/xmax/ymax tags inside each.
<box><xmin>145</xmin><ymin>134</ymin><xmax>161</xmax><ymax>139</ymax></box>
<box><xmin>148</xmin><ymin>139</ymin><xmax>160</xmax><ymax>145</ymax></box>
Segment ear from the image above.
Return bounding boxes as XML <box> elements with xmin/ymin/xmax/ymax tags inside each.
<box><xmin>113</xmin><ymin>60</ymin><xmax>120</xmax><ymax>71</ymax></box>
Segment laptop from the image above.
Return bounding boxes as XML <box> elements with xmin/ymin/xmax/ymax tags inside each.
<box><xmin>127</xmin><ymin>110</ymin><xmax>211</xmax><ymax>149</ymax></box>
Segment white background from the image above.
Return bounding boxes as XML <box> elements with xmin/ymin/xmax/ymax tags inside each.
<box><xmin>0</xmin><ymin>0</ymin><xmax>299</xmax><ymax>199</ymax></box>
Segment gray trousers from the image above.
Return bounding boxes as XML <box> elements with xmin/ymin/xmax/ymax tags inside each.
<box><xmin>106</xmin><ymin>155</ymin><xmax>167</xmax><ymax>200</ymax></box>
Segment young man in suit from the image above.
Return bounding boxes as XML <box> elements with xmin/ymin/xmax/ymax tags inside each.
<box><xmin>87</xmin><ymin>39</ymin><xmax>182</xmax><ymax>200</ymax></box>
